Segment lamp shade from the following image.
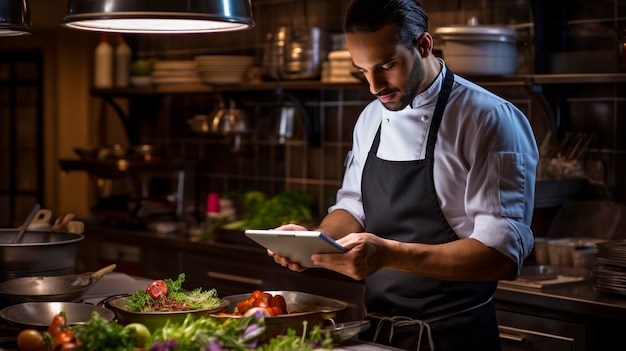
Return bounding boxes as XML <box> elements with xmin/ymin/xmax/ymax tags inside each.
<box><xmin>62</xmin><ymin>0</ymin><xmax>254</xmax><ymax>34</ymax></box>
<box><xmin>0</xmin><ymin>0</ymin><xmax>31</xmax><ymax>36</ymax></box>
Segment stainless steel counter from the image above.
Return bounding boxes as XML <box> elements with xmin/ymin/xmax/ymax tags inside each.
<box><xmin>495</xmin><ymin>277</ymin><xmax>626</xmax><ymax>321</ymax></box>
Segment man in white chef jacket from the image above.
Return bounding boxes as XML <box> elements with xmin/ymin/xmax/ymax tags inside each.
<box><xmin>271</xmin><ymin>0</ymin><xmax>539</xmax><ymax>350</ymax></box>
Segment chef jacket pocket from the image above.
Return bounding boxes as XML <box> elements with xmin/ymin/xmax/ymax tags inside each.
<box><xmin>495</xmin><ymin>152</ymin><xmax>526</xmax><ymax>218</ymax></box>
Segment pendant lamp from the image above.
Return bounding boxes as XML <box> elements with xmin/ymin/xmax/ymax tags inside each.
<box><xmin>0</xmin><ymin>0</ymin><xmax>31</xmax><ymax>36</ymax></box>
<box><xmin>62</xmin><ymin>0</ymin><xmax>254</xmax><ymax>34</ymax></box>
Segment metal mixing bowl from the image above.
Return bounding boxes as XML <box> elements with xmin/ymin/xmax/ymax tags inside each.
<box><xmin>0</xmin><ymin>230</ymin><xmax>84</xmax><ymax>282</ymax></box>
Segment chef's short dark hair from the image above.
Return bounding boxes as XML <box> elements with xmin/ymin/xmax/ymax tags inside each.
<box><xmin>344</xmin><ymin>0</ymin><xmax>429</xmax><ymax>50</ymax></box>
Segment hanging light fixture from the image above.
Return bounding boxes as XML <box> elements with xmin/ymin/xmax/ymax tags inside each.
<box><xmin>61</xmin><ymin>0</ymin><xmax>254</xmax><ymax>34</ymax></box>
<box><xmin>0</xmin><ymin>0</ymin><xmax>32</xmax><ymax>36</ymax></box>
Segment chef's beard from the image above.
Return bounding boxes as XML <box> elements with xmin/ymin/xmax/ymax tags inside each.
<box><xmin>379</xmin><ymin>54</ymin><xmax>424</xmax><ymax>112</ymax></box>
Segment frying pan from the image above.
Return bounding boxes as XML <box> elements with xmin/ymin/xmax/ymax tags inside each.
<box><xmin>0</xmin><ymin>264</ymin><xmax>116</xmax><ymax>305</ymax></box>
<box><xmin>0</xmin><ymin>302</ymin><xmax>115</xmax><ymax>330</ymax></box>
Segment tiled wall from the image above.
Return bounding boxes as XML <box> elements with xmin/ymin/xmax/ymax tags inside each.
<box><xmin>131</xmin><ymin>0</ymin><xmax>626</xmax><ymax>225</ymax></box>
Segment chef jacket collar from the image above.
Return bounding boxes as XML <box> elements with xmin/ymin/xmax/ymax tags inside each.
<box><xmin>408</xmin><ymin>58</ymin><xmax>446</xmax><ymax>110</ymax></box>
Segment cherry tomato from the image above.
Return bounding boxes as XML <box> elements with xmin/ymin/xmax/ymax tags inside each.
<box><xmin>16</xmin><ymin>329</ymin><xmax>45</xmax><ymax>351</ymax></box>
<box><xmin>270</xmin><ymin>294</ymin><xmax>287</xmax><ymax>314</ymax></box>
<box><xmin>53</xmin><ymin>330</ymin><xmax>74</xmax><ymax>349</ymax></box>
<box><xmin>146</xmin><ymin>280</ymin><xmax>168</xmax><ymax>299</ymax></box>
<box><xmin>58</xmin><ymin>342</ymin><xmax>78</xmax><ymax>351</ymax></box>
<box><xmin>236</xmin><ymin>300</ymin><xmax>252</xmax><ymax>314</ymax></box>
<box><xmin>47</xmin><ymin>313</ymin><xmax>67</xmax><ymax>337</ymax></box>
<box><xmin>247</xmin><ymin>290</ymin><xmax>262</xmax><ymax>305</ymax></box>
<box><xmin>265</xmin><ymin>306</ymin><xmax>283</xmax><ymax>316</ymax></box>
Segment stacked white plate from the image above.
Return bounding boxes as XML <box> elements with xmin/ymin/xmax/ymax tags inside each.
<box><xmin>322</xmin><ymin>50</ymin><xmax>361</xmax><ymax>83</ymax></box>
<box><xmin>194</xmin><ymin>55</ymin><xmax>255</xmax><ymax>84</ymax></box>
<box><xmin>151</xmin><ymin>60</ymin><xmax>202</xmax><ymax>85</ymax></box>
<box><xmin>593</xmin><ymin>240</ymin><xmax>626</xmax><ymax>296</ymax></box>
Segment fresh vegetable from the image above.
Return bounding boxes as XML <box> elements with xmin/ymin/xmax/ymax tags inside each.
<box><xmin>148</xmin><ymin>309</ymin><xmax>267</xmax><ymax>351</ymax></box>
<box><xmin>257</xmin><ymin>321</ymin><xmax>333</xmax><ymax>351</ymax></box>
<box><xmin>16</xmin><ymin>329</ymin><xmax>46</xmax><ymax>351</ymax></box>
<box><xmin>224</xmin><ymin>290</ymin><xmax>288</xmax><ymax>317</ymax></box>
<box><xmin>47</xmin><ymin>312</ymin><xmax>67</xmax><ymax>338</ymax></box>
<box><xmin>72</xmin><ymin>311</ymin><xmax>135</xmax><ymax>351</ymax></box>
<box><xmin>223</xmin><ymin>190</ymin><xmax>314</xmax><ymax>230</ymax></box>
<box><xmin>146</xmin><ymin>280</ymin><xmax>168</xmax><ymax>299</ymax></box>
<box><xmin>123</xmin><ymin>323</ymin><xmax>151</xmax><ymax>348</ymax></box>
<box><xmin>125</xmin><ymin>273</ymin><xmax>223</xmax><ymax>312</ymax></box>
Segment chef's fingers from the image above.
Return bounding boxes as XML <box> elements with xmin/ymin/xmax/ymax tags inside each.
<box><xmin>269</xmin><ymin>249</ymin><xmax>307</xmax><ymax>272</ymax></box>
<box><xmin>273</xmin><ymin>223</ymin><xmax>307</xmax><ymax>231</ymax></box>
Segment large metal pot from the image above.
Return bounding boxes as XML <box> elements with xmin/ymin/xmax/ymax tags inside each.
<box><xmin>0</xmin><ymin>230</ymin><xmax>84</xmax><ymax>282</ymax></box>
<box><xmin>262</xmin><ymin>26</ymin><xmax>330</xmax><ymax>80</ymax></box>
<box><xmin>435</xmin><ymin>19</ymin><xmax>518</xmax><ymax>76</ymax></box>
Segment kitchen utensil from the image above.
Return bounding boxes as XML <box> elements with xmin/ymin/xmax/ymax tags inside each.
<box><xmin>0</xmin><ymin>264</ymin><xmax>117</xmax><ymax>305</ymax></box>
<box><xmin>263</xmin><ymin>26</ymin><xmax>330</xmax><ymax>80</ymax></box>
<box><xmin>0</xmin><ymin>302</ymin><xmax>115</xmax><ymax>330</ymax></box>
<box><xmin>101</xmin><ymin>293</ymin><xmax>229</xmax><ymax>331</ymax></box>
<box><xmin>323</xmin><ymin>320</ymin><xmax>371</xmax><ymax>342</ymax></box>
<box><xmin>26</xmin><ymin>209</ymin><xmax>52</xmax><ymax>231</ymax></box>
<box><xmin>51</xmin><ymin>213</ymin><xmax>75</xmax><ymax>231</ymax></box>
<box><xmin>73</xmin><ymin>146</ymin><xmax>101</xmax><ymax>159</ymax></box>
<box><xmin>67</xmin><ymin>221</ymin><xmax>84</xmax><ymax>234</ymax></box>
<box><xmin>130</xmin><ymin>144</ymin><xmax>161</xmax><ymax>161</ymax></box>
<box><xmin>434</xmin><ymin>18</ymin><xmax>518</xmax><ymax>75</ymax></box>
<box><xmin>0</xmin><ymin>230</ymin><xmax>84</xmax><ymax>282</ymax></box>
<box><xmin>215</xmin><ymin>291</ymin><xmax>348</xmax><ymax>341</ymax></box>
<box><xmin>12</xmin><ymin>204</ymin><xmax>41</xmax><ymax>244</ymax></box>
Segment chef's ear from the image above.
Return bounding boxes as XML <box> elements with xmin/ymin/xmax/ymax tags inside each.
<box><xmin>415</xmin><ymin>32</ymin><xmax>433</xmax><ymax>57</ymax></box>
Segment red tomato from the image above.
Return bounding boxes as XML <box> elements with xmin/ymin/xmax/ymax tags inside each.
<box><xmin>47</xmin><ymin>313</ymin><xmax>66</xmax><ymax>337</ymax></box>
<box><xmin>146</xmin><ymin>280</ymin><xmax>168</xmax><ymax>299</ymax></box>
<box><xmin>265</xmin><ymin>306</ymin><xmax>283</xmax><ymax>316</ymax></box>
<box><xmin>252</xmin><ymin>292</ymin><xmax>272</xmax><ymax>308</ymax></box>
<box><xmin>53</xmin><ymin>330</ymin><xmax>74</xmax><ymax>349</ymax></box>
<box><xmin>58</xmin><ymin>342</ymin><xmax>78</xmax><ymax>351</ymax></box>
<box><xmin>247</xmin><ymin>290</ymin><xmax>262</xmax><ymax>305</ymax></box>
<box><xmin>236</xmin><ymin>300</ymin><xmax>252</xmax><ymax>314</ymax></box>
<box><xmin>270</xmin><ymin>294</ymin><xmax>287</xmax><ymax>314</ymax></box>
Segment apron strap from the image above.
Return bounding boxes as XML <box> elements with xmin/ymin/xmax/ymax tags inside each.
<box><xmin>367</xmin><ymin>297</ymin><xmax>493</xmax><ymax>351</ymax></box>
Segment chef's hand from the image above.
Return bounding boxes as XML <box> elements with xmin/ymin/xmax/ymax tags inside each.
<box><xmin>312</xmin><ymin>232</ymin><xmax>390</xmax><ymax>280</ymax></box>
<box><xmin>267</xmin><ymin>224</ymin><xmax>308</xmax><ymax>272</ymax></box>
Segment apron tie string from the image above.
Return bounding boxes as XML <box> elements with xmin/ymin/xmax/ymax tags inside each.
<box><xmin>367</xmin><ymin>297</ymin><xmax>493</xmax><ymax>351</ymax></box>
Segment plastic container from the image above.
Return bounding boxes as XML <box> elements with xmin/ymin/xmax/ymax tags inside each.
<box><xmin>115</xmin><ymin>35</ymin><xmax>131</xmax><ymax>87</ymax></box>
<box><xmin>94</xmin><ymin>34</ymin><xmax>113</xmax><ymax>88</ymax></box>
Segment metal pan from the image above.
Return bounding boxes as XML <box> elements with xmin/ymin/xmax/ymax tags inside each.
<box><xmin>0</xmin><ymin>302</ymin><xmax>115</xmax><ymax>330</ymax></box>
<box><xmin>0</xmin><ymin>264</ymin><xmax>116</xmax><ymax>305</ymax></box>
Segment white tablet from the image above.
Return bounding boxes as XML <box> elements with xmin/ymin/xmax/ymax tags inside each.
<box><xmin>244</xmin><ymin>229</ymin><xmax>347</xmax><ymax>268</ymax></box>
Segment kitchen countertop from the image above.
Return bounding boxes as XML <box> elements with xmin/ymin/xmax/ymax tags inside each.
<box><xmin>495</xmin><ymin>277</ymin><xmax>626</xmax><ymax>321</ymax></box>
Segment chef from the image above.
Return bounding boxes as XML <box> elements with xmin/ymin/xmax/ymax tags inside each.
<box><xmin>271</xmin><ymin>0</ymin><xmax>538</xmax><ymax>350</ymax></box>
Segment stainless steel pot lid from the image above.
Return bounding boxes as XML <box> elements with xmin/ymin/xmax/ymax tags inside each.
<box><xmin>434</xmin><ymin>25</ymin><xmax>516</xmax><ymax>43</ymax></box>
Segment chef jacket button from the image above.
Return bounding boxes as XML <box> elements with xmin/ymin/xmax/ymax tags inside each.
<box><xmin>421</xmin><ymin>115</ymin><xmax>429</xmax><ymax>122</ymax></box>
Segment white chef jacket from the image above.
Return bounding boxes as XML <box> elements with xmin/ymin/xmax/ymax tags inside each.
<box><xmin>329</xmin><ymin>63</ymin><xmax>539</xmax><ymax>273</ymax></box>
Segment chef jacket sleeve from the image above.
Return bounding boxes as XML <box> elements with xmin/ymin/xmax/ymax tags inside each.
<box><xmin>463</xmin><ymin>102</ymin><xmax>538</xmax><ymax>273</ymax></box>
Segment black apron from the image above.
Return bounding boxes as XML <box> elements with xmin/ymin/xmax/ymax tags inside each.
<box><xmin>358</xmin><ymin>68</ymin><xmax>501</xmax><ymax>351</ymax></box>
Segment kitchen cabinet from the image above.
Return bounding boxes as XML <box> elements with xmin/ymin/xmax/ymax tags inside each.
<box><xmin>494</xmin><ymin>282</ymin><xmax>626</xmax><ymax>350</ymax></box>
<box><xmin>497</xmin><ymin>309</ymin><xmax>587</xmax><ymax>350</ymax></box>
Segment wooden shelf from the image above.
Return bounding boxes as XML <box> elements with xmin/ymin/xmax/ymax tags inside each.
<box><xmin>90</xmin><ymin>73</ymin><xmax>626</xmax><ymax>97</ymax></box>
